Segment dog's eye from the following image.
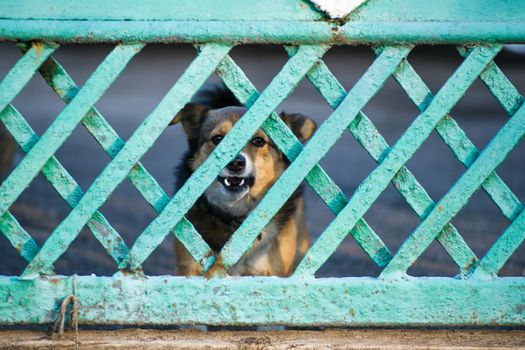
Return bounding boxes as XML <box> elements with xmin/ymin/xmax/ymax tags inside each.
<box><xmin>211</xmin><ymin>135</ymin><xmax>223</xmax><ymax>145</ymax></box>
<box><xmin>251</xmin><ymin>137</ymin><xmax>266</xmax><ymax>147</ymax></box>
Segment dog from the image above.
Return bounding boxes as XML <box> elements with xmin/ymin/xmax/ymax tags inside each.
<box><xmin>171</xmin><ymin>84</ymin><xmax>316</xmax><ymax>276</ymax></box>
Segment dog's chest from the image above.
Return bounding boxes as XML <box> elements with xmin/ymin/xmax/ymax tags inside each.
<box><xmin>187</xmin><ymin>206</ymin><xmax>240</xmax><ymax>252</ymax></box>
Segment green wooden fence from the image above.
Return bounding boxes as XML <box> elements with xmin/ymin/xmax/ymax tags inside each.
<box><xmin>0</xmin><ymin>0</ymin><xmax>524</xmax><ymax>326</ymax></box>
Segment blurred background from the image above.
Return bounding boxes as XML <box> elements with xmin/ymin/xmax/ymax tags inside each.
<box><xmin>0</xmin><ymin>43</ymin><xmax>523</xmax><ymax>278</ymax></box>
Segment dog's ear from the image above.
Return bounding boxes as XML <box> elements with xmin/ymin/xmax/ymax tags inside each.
<box><xmin>280</xmin><ymin>112</ymin><xmax>317</xmax><ymax>143</ymax></box>
<box><xmin>170</xmin><ymin>103</ymin><xmax>209</xmax><ymax>141</ymax></box>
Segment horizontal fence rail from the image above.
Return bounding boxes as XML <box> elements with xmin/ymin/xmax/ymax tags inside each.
<box><xmin>0</xmin><ymin>0</ymin><xmax>524</xmax><ymax>327</ymax></box>
<box><xmin>1</xmin><ymin>0</ymin><xmax>525</xmax><ymax>44</ymax></box>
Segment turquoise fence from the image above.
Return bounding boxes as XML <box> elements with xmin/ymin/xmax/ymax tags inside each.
<box><xmin>0</xmin><ymin>0</ymin><xmax>524</xmax><ymax>326</ymax></box>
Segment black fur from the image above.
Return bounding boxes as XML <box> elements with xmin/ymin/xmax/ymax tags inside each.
<box><xmin>191</xmin><ymin>82</ymin><xmax>241</xmax><ymax>109</ymax></box>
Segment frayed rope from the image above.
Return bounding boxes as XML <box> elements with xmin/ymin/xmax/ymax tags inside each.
<box><xmin>50</xmin><ymin>274</ymin><xmax>79</xmax><ymax>345</ymax></box>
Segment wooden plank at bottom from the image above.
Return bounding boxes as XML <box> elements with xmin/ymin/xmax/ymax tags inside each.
<box><xmin>0</xmin><ymin>276</ymin><xmax>523</xmax><ymax>326</ymax></box>
<box><xmin>0</xmin><ymin>329</ymin><xmax>524</xmax><ymax>349</ymax></box>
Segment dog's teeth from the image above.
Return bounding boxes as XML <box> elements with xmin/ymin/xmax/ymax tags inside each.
<box><xmin>224</xmin><ymin>178</ymin><xmax>231</xmax><ymax>186</ymax></box>
<box><xmin>239</xmin><ymin>178</ymin><xmax>245</xmax><ymax>186</ymax></box>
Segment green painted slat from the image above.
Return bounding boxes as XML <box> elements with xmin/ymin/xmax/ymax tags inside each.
<box><xmin>0</xmin><ymin>104</ymin><xmax>129</xmax><ymax>264</ymax></box>
<box><xmin>1</xmin><ymin>275</ymin><xmax>523</xmax><ymax>326</ymax></box>
<box><xmin>3</xmin><ymin>20</ymin><xmax>524</xmax><ymax>45</ymax></box>
<box><xmin>173</xmin><ymin>218</ymin><xmax>216</xmax><ymax>271</ymax></box>
<box><xmin>466</xmin><ymin>53</ymin><xmax>524</xmax><ymax>120</ymax></box>
<box><xmin>21</xmin><ymin>44</ymin><xmax>230</xmax><ymax>278</ymax></box>
<box><xmin>297</xmin><ymin>47</ymin><xmax>476</xmax><ymax>274</ymax></box>
<box><xmin>120</xmin><ymin>44</ymin><xmax>329</xmax><ymax>272</ymax></box>
<box><xmin>0</xmin><ymin>42</ymin><xmax>57</xmax><ymax>114</ymax></box>
<box><xmin>1</xmin><ymin>1</ymin><xmax>524</xmax><ymax>44</ymax></box>
<box><xmin>295</xmin><ymin>46</ymin><xmax>500</xmax><ymax>276</ymax></box>
<box><xmin>0</xmin><ymin>212</ymin><xmax>39</xmax><ymax>263</ymax></box>
<box><xmin>219</xmin><ymin>46</ymin><xmax>411</xmax><ymax>271</ymax></box>
<box><xmin>458</xmin><ymin>48</ymin><xmax>524</xmax><ymax>222</ymax></box>
<box><xmin>215</xmin><ymin>54</ymin><xmax>392</xmax><ymax>268</ymax></box>
<box><xmin>382</xmin><ymin>102</ymin><xmax>525</xmax><ymax>277</ymax></box>
<box><xmin>0</xmin><ymin>42</ymin><xmax>57</xmax><ymax>265</ymax></box>
<box><xmin>0</xmin><ymin>44</ymin><xmax>142</xmax><ymax>220</ymax></box>
<box><xmin>0</xmin><ymin>20</ymin><xmax>334</xmax><ymax>44</ymax></box>
<box><xmin>3</xmin><ymin>0</ymin><xmax>524</xmax><ymax>24</ymax></box>
<box><xmin>434</xmin><ymin>116</ymin><xmax>523</xmax><ymax>221</ymax></box>
<box><xmin>389</xmin><ymin>52</ymin><xmax>525</xmax><ymax>273</ymax></box>
<box><xmin>392</xmin><ymin>49</ymin><xmax>523</xmax><ymax>224</ymax></box>
<box><xmin>474</xmin><ymin>208</ymin><xmax>525</xmax><ymax>277</ymax></box>
<box><xmin>457</xmin><ymin>47</ymin><xmax>524</xmax><ymax>116</ymax></box>
<box><xmin>380</xmin><ymin>55</ymin><xmax>481</xmax><ymax>271</ymax></box>
<box><xmin>349</xmin><ymin>0</ymin><xmax>525</xmax><ymax>23</ymax></box>
<box><xmin>0</xmin><ymin>0</ymin><xmax>324</xmax><ymax>21</ymax></box>
<box><xmin>17</xmin><ymin>43</ymin><xmax>210</xmax><ymax>269</ymax></box>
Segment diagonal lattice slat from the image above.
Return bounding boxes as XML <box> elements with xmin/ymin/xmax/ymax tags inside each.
<box><xmin>20</xmin><ymin>43</ymin><xmax>231</xmax><ymax>277</ymax></box>
<box><xmin>0</xmin><ymin>44</ymin><xmax>141</xmax><ymax>274</ymax></box>
<box><xmin>0</xmin><ymin>42</ymin><xmax>58</xmax><ymax>115</ymax></box>
<box><xmin>457</xmin><ymin>48</ymin><xmax>524</xmax><ymax>221</ymax></box>
<box><xmin>382</xmin><ymin>101</ymin><xmax>525</xmax><ymax>277</ymax></box>
<box><xmin>0</xmin><ymin>104</ymin><xmax>128</xmax><ymax>265</ymax></box>
<box><xmin>462</xmin><ymin>48</ymin><xmax>524</xmax><ymax>119</ymax></box>
<box><xmin>0</xmin><ymin>42</ymin><xmax>58</xmax><ymax>268</ymax></box>
<box><xmin>215</xmin><ymin>52</ymin><xmax>392</xmax><ymax>268</ymax></box>
<box><xmin>286</xmin><ymin>46</ymin><xmax>475</xmax><ymax>274</ymax></box>
<box><xmin>387</xmin><ymin>47</ymin><xmax>525</xmax><ymax>273</ymax></box>
<box><xmin>0</xmin><ymin>44</ymin><xmax>142</xmax><ymax>220</ymax></box>
<box><xmin>460</xmin><ymin>47</ymin><xmax>525</xmax><ymax>277</ymax></box>
<box><xmin>371</xmin><ymin>45</ymin><xmax>525</xmax><ymax>277</ymax></box>
<box><xmin>120</xmin><ymin>44</ymin><xmax>331</xmax><ymax>271</ymax></box>
<box><xmin>294</xmin><ymin>45</ymin><xmax>501</xmax><ymax>276</ymax></box>
<box><xmin>393</xmin><ymin>47</ymin><xmax>523</xmax><ymax>223</ymax></box>
<box><xmin>0</xmin><ymin>44</ymin><xmax>58</xmax><ymax>254</ymax></box>
<box><xmin>0</xmin><ymin>210</ymin><xmax>40</xmax><ymax>264</ymax></box>
<box><xmin>474</xmin><ymin>208</ymin><xmax>525</xmax><ymax>277</ymax></box>
<box><xmin>2</xmin><ymin>42</ymin><xmax>139</xmax><ymax>264</ymax></box>
<box><xmin>16</xmin><ymin>43</ymin><xmax>215</xmax><ymax>271</ymax></box>
<box><xmin>218</xmin><ymin>46</ymin><xmax>413</xmax><ymax>271</ymax></box>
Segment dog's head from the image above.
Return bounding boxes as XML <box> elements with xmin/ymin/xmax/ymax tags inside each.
<box><xmin>172</xmin><ymin>103</ymin><xmax>316</xmax><ymax>217</ymax></box>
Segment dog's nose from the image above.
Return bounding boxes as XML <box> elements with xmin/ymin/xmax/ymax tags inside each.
<box><xmin>227</xmin><ymin>154</ymin><xmax>246</xmax><ymax>172</ymax></box>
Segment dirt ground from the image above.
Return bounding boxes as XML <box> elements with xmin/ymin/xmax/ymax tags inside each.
<box><xmin>1</xmin><ymin>328</ymin><xmax>524</xmax><ymax>349</ymax></box>
<box><xmin>0</xmin><ymin>43</ymin><xmax>524</xmax><ymax>278</ymax></box>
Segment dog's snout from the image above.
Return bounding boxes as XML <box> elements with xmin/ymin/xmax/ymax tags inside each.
<box><xmin>227</xmin><ymin>154</ymin><xmax>246</xmax><ymax>172</ymax></box>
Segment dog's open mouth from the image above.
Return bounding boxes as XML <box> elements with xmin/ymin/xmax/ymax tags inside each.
<box><xmin>218</xmin><ymin>176</ymin><xmax>254</xmax><ymax>192</ymax></box>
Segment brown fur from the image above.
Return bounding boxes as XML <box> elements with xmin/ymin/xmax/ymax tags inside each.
<box><xmin>172</xmin><ymin>102</ymin><xmax>316</xmax><ymax>277</ymax></box>
<box><xmin>0</xmin><ymin>124</ymin><xmax>14</xmax><ymax>179</ymax></box>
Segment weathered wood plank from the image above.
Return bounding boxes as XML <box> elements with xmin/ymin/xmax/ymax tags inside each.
<box><xmin>1</xmin><ymin>329</ymin><xmax>524</xmax><ymax>349</ymax></box>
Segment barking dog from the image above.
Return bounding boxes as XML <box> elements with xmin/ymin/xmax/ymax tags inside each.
<box><xmin>172</xmin><ymin>84</ymin><xmax>316</xmax><ymax>276</ymax></box>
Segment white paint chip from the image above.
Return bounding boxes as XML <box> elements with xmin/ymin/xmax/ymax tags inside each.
<box><xmin>309</xmin><ymin>0</ymin><xmax>368</xmax><ymax>19</ymax></box>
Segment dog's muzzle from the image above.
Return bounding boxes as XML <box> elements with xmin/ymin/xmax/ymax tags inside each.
<box><xmin>217</xmin><ymin>175</ymin><xmax>254</xmax><ymax>192</ymax></box>
<box><xmin>218</xmin><ymin>154</ymin><xmax>255</xmax><ymax>192</ymax></box>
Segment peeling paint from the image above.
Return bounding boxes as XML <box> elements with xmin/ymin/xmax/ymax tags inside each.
<box><xmin>0</xmin><ymin>276</ymin><xmax>524</xmax><ymax>326</ymax></box>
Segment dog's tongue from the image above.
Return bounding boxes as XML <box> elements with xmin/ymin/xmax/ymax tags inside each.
<box><xmin>225</xmin><ymin>176</ymin><xmax>244</xmax><ymax>187</ymax></box>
